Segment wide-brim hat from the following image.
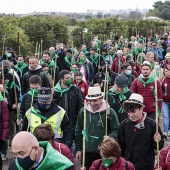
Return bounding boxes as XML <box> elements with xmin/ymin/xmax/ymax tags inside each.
<box><xmin>124</xmin><ymin>93</ymin><xmax>144</xmax><ymax>106</ymax></box>
<box><xmin>86</xmin><ymin>87</ymin><xmax>104</xmax><ymax>100</ymax></box>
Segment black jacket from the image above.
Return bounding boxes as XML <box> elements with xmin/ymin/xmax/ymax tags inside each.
<box><xmin>21</xmin><ymin>67</ymin><xmax>50</xmax><ymax>95</ymax></box>
<box><xmin>20</xmin><ymin>93</ymin><xmax>37</xmax><ymax>119</ymax></box>
<box><xmin>93</xmin><ymin>71</ymin><xmax>117</xmax><ymax>91</ymax></box>
<box><xmin>57</xmin><ymin>57</ymin><xmax>71</xmax><ymax>72</ymax></box>
<box><xmin>22</xmin><ymin>100</ymin><xmax>74</xmax><ymax>147</ymax></box>
<box><xmin>108</xmin><ymin>89</ymin><xmax>132</xmax><ymax>123</ymax></box>
<box><xmin>0</xmin><ymin>72</ymin><xmax>20</xmax><ymax>106</ymax></box>
<box><xmin>118</xmin><ymin>116</ymin><xmax>164</xmax><ymax>170</ymax></box>
<box><xmin>54</xmin><ymin>85</ymin><xmax>84</xmax><ymax>128</ymax></box>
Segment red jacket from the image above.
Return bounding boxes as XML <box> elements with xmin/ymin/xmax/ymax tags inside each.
<box><xmin>162</xmin><ymin>77</ymin><xmax>170</xmax><ymax>102</ymax></box>
<box><xmin>154</xmin><ymin>146</ymin><xmax>170</xmax><ymax>170</ymax></box>
<box><xmin>111</xmin><ymin>57</ymin><xmax>125</xmax><ymax>73</ymax></box>
<box><xmin>135</xmin><ymin>62</ymin><xmax>141</xmax><ymax>76</ymax></box>
<box><xmin>0</xmin><ymin>101</ymin><xmax>10</xmax><ymax>140</ymax></box>
<box><xmin>73</xmin><ymin>80</ymin><xmax>88</xmax><ymax>99</ymax></box>
<box><xmin>52</xmin><ymin>141</ymin><xmax>76</xmax><ymax>170</ymax></box>
<box><xmin>89</xmin><ymin>157</ymin><xmax>135</xmax><ymax>170</ymax></box>
<box><xmin>130</xmin><ymin>77</ymin><xmax>163</xmax><ymax>113</ymax></box>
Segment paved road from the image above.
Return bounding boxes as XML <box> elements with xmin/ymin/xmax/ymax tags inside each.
<box><xmin>2</xmin><ymin>116</ymin><xmax>170</xmax><ymax>170</ymax></box>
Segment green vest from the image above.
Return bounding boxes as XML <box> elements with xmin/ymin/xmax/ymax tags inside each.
<box><xmin>26</xmin><ymin>106</ymin><xmax>65</xmax><ymax>138</ymax></box>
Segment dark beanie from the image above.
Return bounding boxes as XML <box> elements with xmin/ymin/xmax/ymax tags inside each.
<box><xmin>115</xmin><ymin>74</ymin><xmax>128</xmax><ymax>88</ymax></box>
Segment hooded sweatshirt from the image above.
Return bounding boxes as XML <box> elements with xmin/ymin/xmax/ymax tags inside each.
<box><xmin>75</xmin><ymin>100</ymin><xmax>119</xmax><ymax>153</ymax></box>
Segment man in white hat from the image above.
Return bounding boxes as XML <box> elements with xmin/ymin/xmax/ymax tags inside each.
<box><xmin>75</xmin><ymin>86</ymin><xmax>119</xmax><ymax>170</ymax></box>
<box><xmin>130</xmin><ymin>61</ymin><xmax>163</xmax><ymax>120</ymax></box>
<box><xmin>118</xmin><ymin>93</ymin><xmax>164</xmax><ymax>170</ymax></box>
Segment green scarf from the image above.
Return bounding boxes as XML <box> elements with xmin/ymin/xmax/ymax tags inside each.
<box><xmin>150</xmin><ymin>62</ymin><xmax>155</xmax><ymax>69</ymax></box>
<box><xmin>90</xmin><ymin>54</ymin><xmax>98</xmax><ymax>67</ymax></box>
<box><xmin>54</xmin><ymin>81</ymin><xmax>72</xmax><ymax>97</ymax></box>
<box><xmin>103</xmin><ymin>55</ymin><xmax>109</xmax><ymax>61</ymax></box>
<box><xmin>10</xmin><ymin>81</ymin><xmax>20</xmax><ymax>91</ymax></box>
<box><xmin>14</xmin><ymin>63</ymin><xmax>27</xmax><ymax>78</ymax></box>
<box><xmin>65</xmin><ymin>56</ymin><xmax>71</xmax><ymax>67</ymax></box>
<box><xmin>0</xmin><ymin>92</ymin><xmax>4</xmax><ymax>101</ymax></box>
<box><xmin>118</xmin><ymin>59</ymin><xmax>122</xmax><ymax>74</ymax></box>
<box><xmin>28</xmin><ymin>89</ymin><xmax>39</xmax><ymax>98</ymax></box>
<box><xmin>137</xmin><ymin>57</ymin><xmax>144</xmax><ymax>65</ymax></box>
<box><xmin>48</xmin><ymin>60</ymin><xmax>54</xmax><ymax>67</ymax></box>
<box><xmin>138</xmin><ymin>75</ymin><xmax>155</xmax><ymax>88</ymax></box>
<box><xmin>78</xmin><ymin>58</ymin><xmax>86</xmax><ymax>65</ymax></box>
<box><xmin>108</xmin><ymin>86</ymin><xmax>129</xmax><ymax>114</ymax></box>
<box><xmin>156</xmin><ymin>70</ymin><xmax>159</xmax><ymax>78</ymax></box>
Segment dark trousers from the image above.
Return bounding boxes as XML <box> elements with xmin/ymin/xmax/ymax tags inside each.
<box><xmin>85</xmin><ymin>152</ymin><xmax>101</xmax><ymax>170</ymax></box>
<box><xmin>147</xmin><ymin>112</ymin><xmax>156</xmax><ymax>120</ymax></box>
<box><xmin>0</xmin><ymin>140</ymin><xmax>4</xmax><ymax>170</ymax></box>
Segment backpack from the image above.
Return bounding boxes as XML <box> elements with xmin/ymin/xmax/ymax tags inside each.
<box><xmin>24</xmin><ymin>71</ymin><xmax>44</xmax><ymax>84</ymax></box>
<box><xmin>98</xmin><ymin>160</ymin><xmax>128</xmax><ymax>170</ymax></box>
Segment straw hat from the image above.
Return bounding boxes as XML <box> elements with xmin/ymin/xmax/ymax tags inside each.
<box><xmin>86</xmin><ymin>87</ymin><xmax>104</xmax><ymax>100</ymax></box>
<box><xmin>124</xmin><ymin>93</ymin><xmax>144</xmax><ymax>106</ymax></box>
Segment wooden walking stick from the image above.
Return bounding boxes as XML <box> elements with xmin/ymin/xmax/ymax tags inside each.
<box><xmin>81</xmin><ymin>100</ymin><xmax>87</xmax><ymax>170</ymax></box>
<box><xmin>105</xmin><ymin>65</ymin><xmax>109</xmax><ymax>136</ymax></box>
<box><xmin>12</xmin><ymin>70</ymin><xmax>20</xmax><ymax>128</ymax></box>
<box><xmin>1</xmin><ymin>62</ymin><xmax>5</xmax><ymax>98</ymax></box>
<box><xmin>154</xmin><ymin>72</ymin><xmax>160</xmax><ymax>169</ymax></box>
<box><xmin>98</xmin><ymin>48</ymin><xmax>101</xmax><ymax>73</ymax></box>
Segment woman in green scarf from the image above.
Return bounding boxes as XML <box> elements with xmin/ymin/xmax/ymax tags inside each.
<box><xmin>77</xmin><ymin>53</ymin><xmax>94</xmax><ymax>85</ymax></box>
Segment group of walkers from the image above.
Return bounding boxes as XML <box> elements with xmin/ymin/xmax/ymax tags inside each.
<box><xmin>0</xmin><ymin>32</ymin><xmax>170</xmax><ymax>169</ymax></box>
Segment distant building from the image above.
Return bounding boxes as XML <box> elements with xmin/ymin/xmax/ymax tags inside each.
<box><xmin>143</xmin><ymin>15</ymin><xmax>163</xmax><ymax>21</ymax></box>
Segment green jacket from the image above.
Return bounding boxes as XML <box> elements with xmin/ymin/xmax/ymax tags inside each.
<box><xmin>75</xmin><ymin>105</ymin><xmax>119</xmax><ymax>153</ymax></box>
<box><xmin>15</xmin><ymin>141</ymin><xmax>73</xmax><ymax>170</ymax></box>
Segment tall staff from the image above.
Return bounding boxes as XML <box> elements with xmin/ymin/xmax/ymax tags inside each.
<box><xmin>154</xmin><ymin>72</ymin><xmax>160</xmax><ymax>169</ymax></box>
<box><xmin>81</xmin><ymin>100</ymin><xmax>87</xmax><ymax>170</ymax></box>
<box><xmin>103</xmin><ymin>62</ymin><xmax>109</xmax><ymax>136</ymax></box>
<box><xmin>1</xmin><ymin>62</ymin><xmax>5</xmax><ymax>98</ymax></box>
<box><xmin>12</xmin><ymin>70</ymin><xmax>20</xmax><ymax>125</ymax></box>
<box><xmin>98</xmin><ymin>48</ymin><xmax>101</xmax><ymax>73</ymax></box>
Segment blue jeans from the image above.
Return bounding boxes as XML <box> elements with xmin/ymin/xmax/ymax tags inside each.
<box><xmin>162</xmin><ymin>101</ymin><xmax>170</xmax><ymax>132</ymax></box>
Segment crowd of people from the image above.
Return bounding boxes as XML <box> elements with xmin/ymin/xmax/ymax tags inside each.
<box><xmin>0</xmin><ymin>32</ymin><xmax>170</xmax><ymax>169</ymax></box>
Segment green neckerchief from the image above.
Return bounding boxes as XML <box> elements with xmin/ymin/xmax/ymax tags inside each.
<box><xmin>108</xmin><ymin>86</ymin><xmax>129</xmax><ymax>114</ymax></box>
<box><xmin>10</xmin><ymin>81</ymin><xmax>20</xmax><ymax>91</ymax></box>
<box><xmin>27</xmin><ymin>89</ymin><xmax>38</xmax><ymax>98</ymax></box>
<box><xmin>138</xmin><ymin>75</ymin><xmax>155</xmax><ymax>88</ymax></box>
<box><xmin>30</xmin><ymin>108</ymin><xmax>47</xmax><ymax>121</ymax></box>
<box><xmin>54</xmin><ymin>81</ymin><xmax>72</xmax><ymax>97</ymax></box>
<box><xmin>0</xmin><ymin>92</ymin><xmax>4</xmax><ymax>101</ymax></box>
<box><xmin>48</xmin><ymin>60</ymin><xmax>54</xmax><ymax>67</ymax></box>
<box><xmin>90</xmin><ymin>54</ymin><xmax>99</xmax><ymax>67</ymax></box>
<box><xmin>118</xmin><ymin>58</ymin><xmax>122</xmax><ymax>74</ymax></box>
<box><xmin>156</xmin><ymin>70</ymin><xmax>159</xmax><ymax>78</ymax></box>
<box><xmin>14</xmin><ymin>63</ymin><xmax>27</xmax><ymax>78</ymax></box>
<box><xmin>78</xmin><ymin>60</ymin><xmax>86</xmax><ymax>65</ymax></box>
<box><xmin>65</xmin><ymin>56</ymin><xmax>71</xmax><ymax>67</ymax></box>
<box><xmin>103</xmin><ymin>54</ymin><xmax>109</xmax><ymax>61</ymax></box>
<box><xmin>137</xmin><ymin>57</ymin><xmax>144</xmax><ymax>65</ymax></box>
<box><xmin>150</xmin><ymin>62</ymin><xmax>155</xmax><ymax>69</ymax></box>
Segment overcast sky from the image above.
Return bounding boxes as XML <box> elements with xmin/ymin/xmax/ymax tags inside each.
<box><xmin>0</xmin><ymin>0</ymin><xmax>166</xmax><ymax>14</ymax></box>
